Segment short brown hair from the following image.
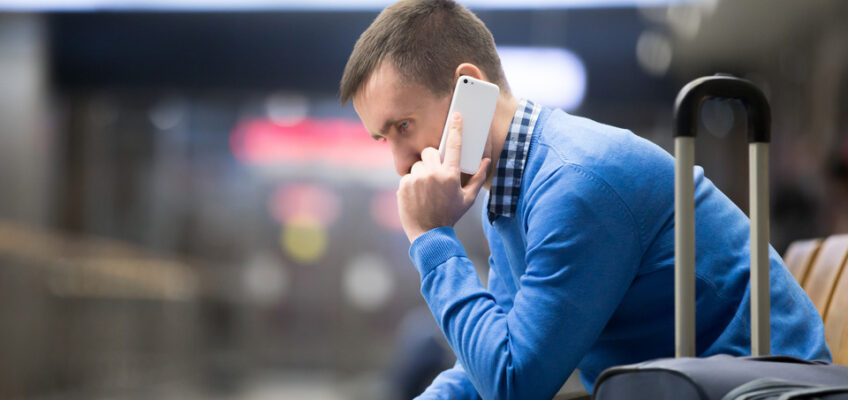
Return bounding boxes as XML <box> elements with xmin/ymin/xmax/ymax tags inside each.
<box><xmin>339</xmin><ymin>0</ymin><xmax>508</xmax><ymax>105</ymax></box>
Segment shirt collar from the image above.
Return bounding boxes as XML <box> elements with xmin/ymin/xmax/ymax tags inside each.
<box><xmin>487</xmin><ymin>99</ymin><xmax>542</xmax><ymax>222</ymax></box>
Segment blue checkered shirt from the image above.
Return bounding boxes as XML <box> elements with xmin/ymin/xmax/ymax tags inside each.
<box><xmin>487</xmin><ymin>99</ymin><xmax>542</xmax><ymax>222</ymax></box>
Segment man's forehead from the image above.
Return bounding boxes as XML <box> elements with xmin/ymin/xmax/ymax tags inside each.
<box><xmin>358</xmin><ymin>61</ymin><xmax>407</xmax><ymax>103</ymax></box>
<box><xmin>363</xmin><ymin>61</ymin><xmax>392</xmax><ymax>92</ymax></box>
<box><xmin>354</xmin><ymin>63</ymin><xmax>414</xmax><ymax>122</ymax></box>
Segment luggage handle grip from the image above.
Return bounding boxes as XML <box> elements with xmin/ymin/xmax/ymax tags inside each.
<box><xmin>674</xmin><ymin>74</ymin><xmax>771</xmax><ymax>143</ymax></box>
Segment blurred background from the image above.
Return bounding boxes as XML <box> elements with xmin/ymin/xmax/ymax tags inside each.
<box><xmin>1</xmin><ymin>0</ymin><xmax>847</xmax><ymax>399</ymax></box>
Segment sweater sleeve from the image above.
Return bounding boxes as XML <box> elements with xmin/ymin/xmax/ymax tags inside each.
<box><xmin>483</xmin><ymin>209</ymin><xmax>517</xmax><ymax>313</ymax></box>
<box><xmin>414</xmin><ymin>360</ymin><xmax>481</xmax><ymax>400</ymax></box>
<box><xmin>413</xmin><ymin>232</ymin><xmax>515</xmax><ymax>400</ymax></box>
<box><xmin>408</xmin><ymin>165</ymin><xmax>642</xmax><ymax>399</ymax></box>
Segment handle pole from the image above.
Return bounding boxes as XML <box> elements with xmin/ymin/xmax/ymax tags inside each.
<box><xmin>750</xmin><ymin>142</ymin><xmax>770</xmax><ymax>356</ymax></box>
<box><xmin>675</xmin><ymin>136</ymin><xmax>696</xmax><ymax>358</ymax></box>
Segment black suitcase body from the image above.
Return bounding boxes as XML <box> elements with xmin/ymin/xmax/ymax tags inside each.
<box><xmin>592</xmin><ymin>75</ymin><xmax>848</xmax><ymax>400</ymax></box>
<box><xmin>721</xmin><ymin>377</ymin><xmax>848</xmax><ymax>400</ymax></box>
<box><xmin>595</xmin><ymin>355</ymin><xmax>848</xmax><ymax>400</ymax></box>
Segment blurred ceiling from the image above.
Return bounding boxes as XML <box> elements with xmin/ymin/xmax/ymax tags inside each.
<box><xmin>42</xmin><ymin>0</ymin><xmax>848</xmax><ymax>113</ymax></box>
<box><xmin>671</xmin><ymin>0</ymin><xmax>847</xmax><ymax>71</ymax></box>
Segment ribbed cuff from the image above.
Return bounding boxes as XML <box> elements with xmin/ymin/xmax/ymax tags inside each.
<box><xmin>409</xmin><ymin>226</ymin><xmax>468</xmax><ymax>279</ymax></box>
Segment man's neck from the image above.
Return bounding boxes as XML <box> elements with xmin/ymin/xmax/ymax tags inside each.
<box><xmin>483</xmin><ymin>94</ymin><xmax>521</xmax><ymax>190</ymax></box>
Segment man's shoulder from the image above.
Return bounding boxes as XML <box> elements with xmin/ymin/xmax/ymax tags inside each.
<box><xmin>516</xmin><ymin>109</ymin><xmax>678</xmax><ymax>242</ymax></box>
<box><xmin>533</xmin><ymin>109</ymin><xmax>669</xmax><ymax>168</ymax></box>
<box><xmin>525</xmin><ymin>109</ymin><xmax>674</xmax><ymax>195</ymax></box>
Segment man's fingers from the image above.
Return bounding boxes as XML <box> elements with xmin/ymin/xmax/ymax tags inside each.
<box><xmin>462</xmin><ymin>157</ymin><xmax>491</xmax><ymax>204</ymax></box>
<box><xmin>444</xmin><ymin>112</ymin><xmax>463</xmax><ymax>170</ymax></box>
<box><xmin>410</xmin><ymin>160</ymin><xmax>426</xmax><ymax>176</ymax></box>
<box><xmin>421</xmin><ymin>147</ymin><xmax>440</xmax><ymax>168</ymax></box>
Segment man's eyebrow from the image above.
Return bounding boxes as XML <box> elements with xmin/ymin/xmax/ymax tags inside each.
<box><xmin>369</xmin><ymin>119</ymin><xmax>397</xmax><ymax>140</ymax></box>
<box><xmin>379</xmin><ymin>119</ymin><xmax>397</xmax><ymax>134</ymax></box>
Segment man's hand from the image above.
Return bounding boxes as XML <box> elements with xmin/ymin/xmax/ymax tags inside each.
<box><xmin>397</xmin><ymin>112</ymin><xmax>491</xmax><ymax>243</ymax></box>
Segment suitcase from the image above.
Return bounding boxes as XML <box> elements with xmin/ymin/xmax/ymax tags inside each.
<box><xmin>592</xmin><ymin>75</ymin><xmax>848</xmax><ymax>400</ymax></box>
<box><xmin>720</xmin><ymin>377</ymin><xmax>848</xmax><ymax>399</ymax></box>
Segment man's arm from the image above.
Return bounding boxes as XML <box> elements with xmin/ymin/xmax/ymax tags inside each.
<box><xmin>409</xmin><ymin>164</ymin><xmax>642</xmax><ymax>399</ymax></box>
<box><xmin>414</xmin><ymin>360</ymin><xmax>479</xmax><ymax>400</ymax></box>
<box><xmin>415</xmin><ymin>251</ymin><xmax>517</xmax><ymax>399</ymax></box>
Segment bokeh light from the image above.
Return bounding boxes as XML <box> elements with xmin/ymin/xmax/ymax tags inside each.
<box><xmin>371</xmin><ymin>189</ymin><xmax>403</xmax><ymax>232</ymax></box>
<box><xmin>636</xmin><ymin>30</ymin><xmax>673</xmax><ymax>77</ymax></box>
<box><xmin>701</xmin><ymin>98</ymin><xmax>735</xmax><ymax>138</ymax></box>
<box><xmin>498</xmin><ymin>46</ymin><xmax>587</xmax><ymax>111</ymax></box>
<box><xmin>281</xmin><ymin>216</ymin><xmax>328</xmax><ymax>265</ymax></box>
<box><xmin>265</xmin><ymin>91</ymin><xmax>309</xmax><ymax>126</ymax></box>
<box><xmin>148</xmin><ymin>97</ymin><xmax>186</xmax><ymax>130</ymax></box>
<box><xmin>343</xmin><ymin>253</ymin><xmax>395</xmax><ymax>312</ymax></box>
<box><xmin>269</xmin><ymin>183</ymin><xmax>340</xmax><ymax>226</ymax></box>
<box><xmin>270</xmin><ymin>184</ymin><xmax>340</xmax><ymax>264</ymax></box>
<box><xmin>230</xmin><ymin>117</ymin><xmax>391</xmax><ymax>168</ymax></box>
<box><xmin>243</xmin><ymin>252</ymin><xmax>289</xmax><ymax>304</ymax></box>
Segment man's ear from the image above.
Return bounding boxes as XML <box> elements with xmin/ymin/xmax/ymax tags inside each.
<box><xmin>454</xmin><ymin>63</ymin><xmax>486</xmax><ymax>82</ymax></box>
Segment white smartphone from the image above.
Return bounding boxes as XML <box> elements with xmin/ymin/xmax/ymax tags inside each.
<box><xmin>438</xmin><ymin>75</ymin><xmax>500</xmax><ymax>174</ymax></box>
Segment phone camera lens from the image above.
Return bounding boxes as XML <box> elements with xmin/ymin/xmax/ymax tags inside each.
<box><xmin>463</xmin><ymin>79</ymin><xmax>468</xmax><ymax>84</ymax></box>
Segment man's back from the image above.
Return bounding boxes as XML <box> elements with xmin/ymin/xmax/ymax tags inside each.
<box><xmin>482</xmin><ymin>106</ymin><xmax>831</xmax><ymax>391</ymax></box>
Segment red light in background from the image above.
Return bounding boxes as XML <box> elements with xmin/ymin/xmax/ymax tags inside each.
<box><xmin>230</xmin><ymin>118</ymin><xmax>392</xmax><ymax>169</ymax></box>
<box><xmin>269</xmin><ymin>183</ymin><xmax>340</xmax><ymax>226</ymax></box>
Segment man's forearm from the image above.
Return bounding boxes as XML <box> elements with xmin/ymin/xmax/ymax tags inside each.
<box><xmin>414</xmin><ymin>360</ymin><xmax>480</xmax><ymax>400</ymax></box>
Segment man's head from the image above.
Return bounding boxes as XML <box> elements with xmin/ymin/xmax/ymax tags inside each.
<box><xmin>340</xmin><ymin>0</ymin><xmax>509</xmax><ymax>176</ymax></box>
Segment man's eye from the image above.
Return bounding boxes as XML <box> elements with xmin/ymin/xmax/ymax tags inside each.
<box><xmin>398</xmin><ymin>121</ymin><xmax>410</xmax><ymax>133</ymax></box>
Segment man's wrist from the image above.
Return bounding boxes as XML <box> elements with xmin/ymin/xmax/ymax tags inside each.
<box><xmin>408</xmin><ymin>226</ymin><xmax>467</xmax><ymax>279</ymax></box>
<box><xmin>405</xmin><ymin>223</ymin><xmax>453</xmax><ymax>243</ymax></box>
<box><xmin>405</xmin><ymin>227</ymin><xmax>428</xmax><ymax>243</ymax></box>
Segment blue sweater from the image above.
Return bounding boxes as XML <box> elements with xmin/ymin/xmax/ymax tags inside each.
<box><xmin>409</xmin><ymin>107</ymin><xmax>831</xmax><ymax>400</ymax></box>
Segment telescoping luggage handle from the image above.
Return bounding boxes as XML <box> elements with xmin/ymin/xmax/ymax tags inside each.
<box><xmin>673</xmin><ymin>75</ymin><xmax>772</xmax><ymax>358</ymax></box>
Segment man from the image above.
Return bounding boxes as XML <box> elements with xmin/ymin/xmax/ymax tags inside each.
<box><xmin>339</xmin><ymin>1</ymin><xmax>831</xmax><ymax>399</ymax></box>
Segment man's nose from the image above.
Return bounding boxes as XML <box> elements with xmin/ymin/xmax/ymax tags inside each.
<box><xmin>391</xmin><ymin>143</ymin><xmax>419</xmax><ymax>177</ymax></box>
<box><xmin>393</xmin><ymin>155</ymin><xmax>417</xmax><ymax>177</ymax></box>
